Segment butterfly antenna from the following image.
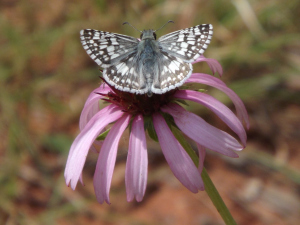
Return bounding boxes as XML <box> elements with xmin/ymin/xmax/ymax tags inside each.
<box><xmin>154</xmin><ymin>20</ymin><xmax>174</xmax><ymax>32</ymax></box>
<box><xmin>122</xmin><ymin>22</ymin><xmax>142</xmax><ymax>33</ymax></box>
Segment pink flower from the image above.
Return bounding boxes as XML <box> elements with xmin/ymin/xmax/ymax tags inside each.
<box><xmin>64</xmin><ymin>57</ymin><xmax>249</xmax><ymax>204</ymax></box>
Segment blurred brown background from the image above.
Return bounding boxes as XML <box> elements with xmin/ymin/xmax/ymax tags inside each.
<box><xmin>1</xmin><ymin>0</ymin><xmax>300</xmax><ymax>224</ymax></box>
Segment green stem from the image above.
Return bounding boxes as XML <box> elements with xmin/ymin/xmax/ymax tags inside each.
<box><xmin>201</xmin><ymin>168</ymin><xmax>237</xmax><ymax>225</ymax></box>
<box><xmin>167</xmin><ymin>123</ymin><xmax>237</xmax><ymax>224</ymax></box>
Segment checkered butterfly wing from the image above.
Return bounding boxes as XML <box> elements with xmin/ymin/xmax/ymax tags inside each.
<box><xmin>80</xmin><ymin>29</ymin><xmax>139</xmax><ymax>68</ymax></box>
<box><xmin>80</xmin><ymin>29</ymin><xmax>148</xmax><ymax>93</ymax></box>
<box><xmin>150</xmin><ymin>24</ymin><xmax>213</xmax><ymax>94</ymax></box>
<box><xmin>158</xmin><ymin>24</ymin><xmax>213</xmax><ymax>62</ymax></box>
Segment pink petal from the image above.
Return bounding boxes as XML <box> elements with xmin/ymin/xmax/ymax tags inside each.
<box><xmin>79</xmin><ymin>85</ymin><xmax>112</xmax><ymax>157</ymax></box>
<box><xmin>79</xmin><ymin>174</ymin><xmax>84</xmax><ymax>186</ymax></box>
<box><xmin>175</xmin><ymin>90</ymin><xmax>247</xmax><ymax>147</ymax></box>
<box><xmin>84</xmin><ymin>84</ymin><xmax>111</xmax><ymax>106</ymax></box>
<box><xmin>126</xmin><ymin>115</ymin><xmax>148</xmax><ymax>202</ymax></box>
<box><xmin>93</xmin><ymin>114</ymin><xmax>131</xmax><ymax>204</ymax></box>
<box><xmin>79</xmin><ymin>85</ymin><xmax>112</xmax><ymax>130</ymax></box>
<box><xmin>186</xmin><ymin>73</ymin><xmax>249</xmax><ymax>129</ymax></box>
<box><xmin>153</xmin><ymin>112</ymin><xmax>204</xmax><ymax>192</ymax></box>
<box><xmin>162</xmin><ymin>103</ymin><xmax>243</xmax><ymax>158</ymax></box>
<box><xmin>79</xmin><ymin>140</ymin><xmax>103</xmax><ymax>186</ymax></box>
<box><xmin>197</xmin><ymin>144</ymin><xmax>206</xmax><ymax>174</ymax></box>
<box><xmin>192</xmin><ymin>56</ymin><xmax>223</xmax><ymax>76</ymax></box>
<box><xmin>64</xmin><ymin>104</ymin><xmax>124</xmax><ymax>190</ymax></box>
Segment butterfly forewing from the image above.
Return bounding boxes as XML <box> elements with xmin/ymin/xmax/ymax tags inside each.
<box><xmin>158</xmin><ymin>24</ymin><xmax>213</xmax><ymax>62</ymax></box>
<box><xmin>80</xmin><ymin>29</ymin><xmax>139</xmax><ymax>67</ymax></box>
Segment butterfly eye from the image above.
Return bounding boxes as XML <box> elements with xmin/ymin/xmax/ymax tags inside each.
<box><xmin>153</xmin><ymin>32</ymin><xmax>157</xmax><ymax>40</ymax></box>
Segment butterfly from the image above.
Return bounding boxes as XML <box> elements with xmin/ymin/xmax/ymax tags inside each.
<box><xmin>80</xmin><ymin>22</ymin><xmax>213</xmax><ymax>96</ymax></box>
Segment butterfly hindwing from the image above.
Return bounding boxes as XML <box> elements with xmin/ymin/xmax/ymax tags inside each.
<box><xmin>151</xmin><ymin>53</ymin><xmax>192</xmax><ymax>94</ymax></box>
<box><xmin>104</xmin><ymin>53</ymin><xmax>148</xmax><ymax>94</ymax></box>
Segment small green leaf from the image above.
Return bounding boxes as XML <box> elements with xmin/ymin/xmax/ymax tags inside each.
<box><xmin>144</xmin><ymin>116</ymin><xmax>158</xmax><ymax>142</ymax></box>
<box><xmin>174</xmin><ymin>99</ymin><xmax>189</xmax><ymax>106</ymax></box>
<box><xmin>162</xmin><ymin>112</ymin><xmax>177</xmax><ymax>128</ymax></box>
<box><xmin>96</xmin><ymin>129</ymin><xmax>110</xmax><ymax>141</ymax></box>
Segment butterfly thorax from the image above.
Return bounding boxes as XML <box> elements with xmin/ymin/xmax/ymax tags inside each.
<box><xmin>140</xmin><ymin>29</ymin><xmax>156</xmax><ymax>40</ymax></box>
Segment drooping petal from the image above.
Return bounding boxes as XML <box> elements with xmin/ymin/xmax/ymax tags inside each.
<box><xmin>64</xmin><ymin>104</ymin><xmax>124</xmax><ymax>190</ymax></box>
<box><xmin>186</xmin><ymin>73</ymin><xmax>249</xmax><ymax>129</ymax></box>
<box><xmin>79</xmin><ymin>174</ymin><xmax>84</xmax><ymax>186</ymax></box>
<box><xmin>93</xmin><ymin>114</ymin><xmax>131</xmax><ymax>204</ymax></box>
<box><xmin>175</xmin><ymin>90</ymin><xmax>247</xmax><ymax>147</ymax></box>
<box><xmin>79</xmin><ymin>139</ymin><xmax>103</xmax><ymax>185</ymax></box>
<box><xmin>153</xmin><ymin>112</ymin><xmax>204</xmax><ymax>192</ymax></box>
<box><xmin>84</xmin><ymin>84</ymin><xmax>111</xmax><ymax>106</ymax></box>
<box><xmin>126</xmin><ymin>115</ymin><xmax>148</xmax><ymax>202</ymax></box>
<box><xmin>192</xmin><ymin>56</ymin><xmax>223</xmax><ymax>76</ymax></box>
<box><xmin>162</xmin><ymin>103</ymin><xmax>243</xmax><ymax>158</ymax></box>
<box><xmin>79</xmin><ymin>84</ymin><xmax>112</xmax><ymax>130</ymax></box>
<box><xmin>197</xmin><ymin>144</ymin><xmax>206</xmax><ymax>174</ymax></box>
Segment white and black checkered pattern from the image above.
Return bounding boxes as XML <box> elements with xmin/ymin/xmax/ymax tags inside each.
<box><xmin>80</xmin><ymin>24</ymin><xmax>213</xmax><ymax>96</ymax></box>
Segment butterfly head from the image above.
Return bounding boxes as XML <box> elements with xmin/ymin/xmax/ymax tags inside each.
<box><xmin>140</xmin><ymin>30</ymin><xmax>157</xmax><ymax>40</ymax></box>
